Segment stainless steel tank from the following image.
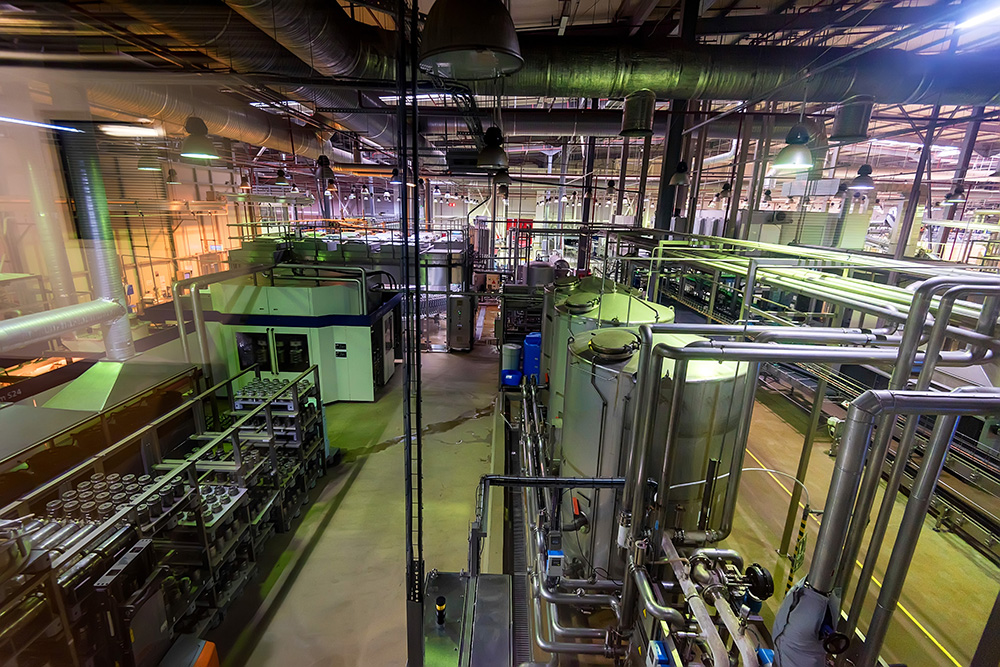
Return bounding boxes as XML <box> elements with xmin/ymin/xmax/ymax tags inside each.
<box><xmin>560</xmin><ymin>328</ymin><xmax>749</xmax><ymax>577</ymax></box>
<box><xmin>547</xmin><ymin>288</ymin><xmax>673</xmax><ymax>429</ymax></box>
<box><xmin>540</xmin><ymin>277</ymin><xmax>642</xmax><ymax>392</ymax></box>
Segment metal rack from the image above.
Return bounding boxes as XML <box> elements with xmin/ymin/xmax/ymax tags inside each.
<box><xmin>0</xmin><ymin>364</ymin><xmax>329</xmax><ymax>666</ymax></box>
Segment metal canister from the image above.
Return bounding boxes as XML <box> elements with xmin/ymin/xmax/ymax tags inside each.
<box><xmin>91</xmin><ymin>481</ymin><xmax>108</xmax><ymax>494</ymax></box>
<box><xmin>104</xmin><ymin>473</ymin><xmax>120</xmax><ymax>486</ymax></box>
<box><xmin>111</xmin><ymin>493</ymin><xmax>127</xmax><ymax>506</ymax></box>
<box><xmin>75</xmin><ymin>481</ymin><xmax>92</xmax><ymax>494</ymax></box>
<box><xmin>35</xmin><ymin>523</ymin><xmax>78</xmax><ymax>550</ymax></box>
<box><xmin>121</xmin><ymin>474</ymin><xmax>136</xmax><ymax>486</ymax></box>
<box><xmin>97</xmin><ymin>502</ymin><xmax>114</xmax><ymax>519</ymax></box>
<box><xmin>77</xmin><ymin>491</ymin><xmax>94</xmax><ymax>504</ymax></box>
<box><xmin>45</xmin><ymin>500</ymin><xmax>63</xmax><ymax>518</ymax></box>
<box><xmin>62</xmin><ymin>500</ymin><xmax>80</xmax><ymax>519</ymax></box>
<box><xmin>159</xmin><ymin>489</ymin><xmax>173</xmax><ymax>510</ymax></box>
<box><xmin>108</xmin><ymin>483</ymin><xmax>124</xmax><ymax>495</ymax></box>
<box><xmin>135</xmin><ymin>503</ymin><xmax>151</xmax><ymax>524</ymax></box>
<box><xmin>137</xmin><ymin>475</ymin><xmax>151</xmax><ymax>486</ymax></box>
<box><xmin>124</xmin><ymin>484</ymin><xmax>140</xmax><ymax>498</ymax></box>
<box><xmin>79</xmin><ymin>502</ymin><xmax>96</xmax><ymax>519</ymax></box>
<box><xmin>94</xmin><ymin>492</ymin><xmax>110</xmax><ymax>505</ymax></box>
<box><xmin>60</xmin><ymin>490</ymin><xmax>78</xmax><ymax>504</ymax></box>
<box><xmin>89</xmin><ymin>472</ymin><xmax>105</xmax><ymax>484</ymax></box>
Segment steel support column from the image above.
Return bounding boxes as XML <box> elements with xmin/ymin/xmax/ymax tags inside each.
<box><xmin>892</xmin><ymin>104</ymin><xmax>940</xmax><ymax>260</ymax></box>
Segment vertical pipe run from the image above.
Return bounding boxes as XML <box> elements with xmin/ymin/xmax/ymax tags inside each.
<box><xmin>636</xmin><ymin>135</ymin><xmax>653</xmax><ymax>227</ymax></box>
<box><xmin>779</xmin><ymin>376</ymin><xmax>827</xmax><ymax>555</ymax></box>
<box><xmin>57</xmin><ymin>122</ymin><xmax>135</xmax><ymax>361</ymax></box>
<box><xmin>857</xmin><ymin>414</ymin><xmax>960</xmax><ymax>666</ymax></box>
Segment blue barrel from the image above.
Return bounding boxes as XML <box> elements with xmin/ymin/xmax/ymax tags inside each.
<box><xmin>522</xmin><ymin>332</ymin><xmax>542</xmax><ymax>380</ymax></box>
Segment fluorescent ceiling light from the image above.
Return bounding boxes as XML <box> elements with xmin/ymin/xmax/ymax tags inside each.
<box><xmin>98</xmin><ymin>124</ymin><xmax>163</xmax><ymax>138</ymax></box>
<box><xmin>956</xmin><ymin>5</ymin><xmax>1000</xmax><ymax>30</ymax></box>
<box><xmin>0</xmin><ymin>115</ymin><xmax>83</xmax><ymax>133</ymax></box>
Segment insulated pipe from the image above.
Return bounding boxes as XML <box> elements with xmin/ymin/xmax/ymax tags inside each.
<box><xmin>107</xmin><ymin>0</ymin><xmax>396</xmax><ymax>145</ymax></box>
<box><xmin>0</xmin><ymin>300</ymin><xmax>125</xmax><ymax>353</ymax></box>
<box><xmin>856</xmin><ymin>413</ymin><xmax>961</xmax><ymax>666</ymax></box>
<box><xmin>844</xmin><ymin>288</ymin><xmax>1000</xmax><ymax>629</ymax></box>
<box><xmin>58</xmin><ymin>123</ymin><xmax>135</xmax><ymax>362</ymax></box>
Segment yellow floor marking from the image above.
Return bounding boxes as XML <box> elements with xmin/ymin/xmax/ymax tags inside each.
<box><xmin>744</xmin><ymin>448</ymin><xmax>962</xmax><ymax>667</ymax></box>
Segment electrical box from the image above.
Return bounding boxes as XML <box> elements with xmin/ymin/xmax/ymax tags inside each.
<box><xmin>447</xmin><ymin>295</ymin><xmax>475</xmax><ymax>351</ymax></box>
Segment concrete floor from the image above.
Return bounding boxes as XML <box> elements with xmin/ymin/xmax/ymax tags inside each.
<box><xmin>210</xmin><ymin>344</ymin><xmax>500</xmax><ymax>666</ymax></box>
<box><xmin>209</xmin><ymin>340</ymin><xmax>998</xmax><ymax>666</ymax></box>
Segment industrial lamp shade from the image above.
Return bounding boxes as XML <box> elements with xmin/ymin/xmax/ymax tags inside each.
<box><xmin>772</xmin><ymin>123</ymin><xmax>813</xmax><ymax>172</ymax></box>
<box><xmin>137</xmin><ymin>155</ymin><xmax>161</xmax><ymax>172</ymax></box>
<box><xmin>180</xmin><ymin>116</ymin><xmax>219</xmax><ymax>160</ymax></box>
<box><xmin>848</xmin><ymin>164</ymin><xmax>876</xmax><ymax>190</ymax></box>
<box><xmin>275</xmin><ymin>169</ymin><xmax>290</xmax><ymax>186</ymax></box>
<box><xmin>389</xmin><ymin>168</ymin><xmax>403</xmax><ymax>185</ymax></box>
<box><xmin>668</xmin><ymin>161</ymin><xmax>689</xmax><ymax>187</ymax></box>
<box><xmin>419</xmin><ymin>0</ymin><xmax>523</xmax><ymax>80</ymax></box>
<box><xmin>478</xmin><ymin>126</ymin><xmax>509</xmax><ymax>171</ymax></box>
<box><xmin>946</xmin><ymin>187</ymin><xmax>966</xmax><ymax>203</ymax></box>
<box><xmin>166</xmin><ymin>168</ymin><xmax>180</xmax><ymax>185</ymax></box>
<box><xmin>239</xmin><ymin>176</ymin><xmax>251</xmax><ymax>191</ymax></box>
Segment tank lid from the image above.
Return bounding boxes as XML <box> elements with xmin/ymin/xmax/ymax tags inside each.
<box><xmin>564</xmin><ymin>291</ymin><xmax>600</xmax><ymax>314</ymax></box>
<box><xmin>554</xmin><ymin>276</ymin><xmax>579</xmax><ymax>288</ymax></box>
<box><xmin>588</xmin><ymin>329</ymin><xmax>640</xmax><ymax>362</ymax></box>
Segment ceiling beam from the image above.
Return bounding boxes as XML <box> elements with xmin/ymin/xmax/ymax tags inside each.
<box><xmin>699</xmin><ymin>5</ymin><xmax>949</xmax><ymax>35</ymax></box>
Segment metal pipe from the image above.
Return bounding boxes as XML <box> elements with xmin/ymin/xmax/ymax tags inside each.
<box><xmin>655</xmin><ymin>358</ymin><xmax>688</xmax><ymax>532</ymax></box>
<box><xmin>58</xmin><ymin>123</ymin><xmax>135</xmax><ymax>361</ymax></box>
<box><xmin>856</xmin><ymin>413</ymin><xmax>960</xmax><ymax>666</ymax></box>
<box><xmin>171</xmin><ymin>264</ymin><xmax>273</xmax><ymax>364</ymax></box>
<box><xmin>530</xmin><ymin>574</ymin><xmax>618</xmax><ymax>656</ymax></box>
<box><xmin>809</xmin><ymin>389</ymin><xmax>1000</xmax><ymax>594</ymax></box>
<box><xmin>715</xmin><ymin>361</ymin><xmax>760</xmax><ymax>539</ymax></box>
<box><xmin>712</xmin><ymin>591</ymin><xmax>761</xmax><ymax>667</ymax></box>
<box><xmin>0</xmin><ymin>300</ymin><xmax>125</xmax><ymax>353</ymax></box>
<box><xmin>659</xmin><ymin>542</ymin><xmax>731</xmax><ymax>666</ymax></box>
<box><xmin>628</xmin><ymin>555</ymin><xmax>686</xmax><ymax>629</ymax></box>
<box><xmin>690</xmin><ymin>548</ymin><xmax>744</xmax><ymax>571</ymax></box>
<box><xmin>834</xmin><ymin>276</ymin><xmax>1000</xmax><ymax>598</ymax></box>
<box><xmin>845</xmin><ymin>287</ymin><xmax>1000</xmax><ymax>629</ymax></box>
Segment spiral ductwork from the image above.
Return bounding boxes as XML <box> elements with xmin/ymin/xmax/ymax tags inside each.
<box><xmin>221</xmin><ymin>0</ymin><xmax>395</xmax><ymax>81</ymax></box>
<box><xmin>220</xmin><ymin>1</ymin><xmax>1000</xmax><ymax>105</ymax></box>
<box><xmin>0</xmin><ymin>300</ymin><xmax>125</xmax><ymax>353</ymax></box>
<box><xmin>107</xmin><ymin>0</ymin><xmax>395</xmax><ymax>146</ymax></box>
<box><xmin>88</xmin><ymin>83</ymin><xmax>326</xmax><ymax>159</ymax></box>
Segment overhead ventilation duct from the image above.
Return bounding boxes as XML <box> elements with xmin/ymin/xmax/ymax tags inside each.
<box><xmin>620</xmin><ymin>89</ymin><xmax>656</xmax><ymax>137</ymax></box>
<box><xmin>830</xmin><ymin>95</ymin><xmax>875</xmax><ymax>143</ymax></box>
<box><xmin>219</xmin><ymin>0</ymin><xmax>1000</xmax><ymax>105</ymax></box>
<box><xmin>0</xmin><ymin>300</ymin><xmax>124</xmax><ymax>353</ymax></box>
<box><xmin>221</xmin><ymin>0</ymin><xmax>394</xmax><ymax>80</ymax></box>
<box><xmin>57</xmin><ymin>122</ymin><xmax>135</xmax><ymax>362</ymax></box>
<box><xmin>424</xmin><ymin>110</ymin><xmax>818</xmax><ymax>140</ymax></box>
<box><xmin>87</xmin><ymin>83</ymin><xmax>326</xmax><ymax>159</ymax></box>
<box><xmin>108</xmin><ymin>0</ymin><xmax>395</xmax><ymax>146</ymax></box>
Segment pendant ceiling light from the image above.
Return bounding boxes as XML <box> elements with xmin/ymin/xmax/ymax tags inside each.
<box><xmin>316</xmin><ymin>155</ymin><xmax>335</xmax><ymax>181</ymax></box>
<box><xmin>419</xmin><ymin>0</ymin><xmax>523</xmax><ymax>80</ymax></box>
<box><xmin>180</xmin><ymin>116</ymin><xmax>219</xmax><ymax>160</ymax></box>
<box><xmin>137</xmin><ymin>155</ymin><xmax>161</xmax><ymax>172</ymax></box>
<box><xmin>946</xmin><ymin>186</ymin><xmax>967</xmax><ymax>203</ymax></box>
<box><xmin>166</xmin><ymin>168</ymin><xmax>180</xmax><ymax>185</ymax></box>
<box><xmin>389</xmin><ymin>168</ymin><xmax>403</xmax><ymax>185</ymax></box>
<box><xmin>772</xmin><ymin>123</ymin><xmax>813</xmax><ymax>172</ymax></box>
<box><xmin>275</xmin><ymin>169</ymin><xmax>290</xmax><ymax>186</ymax></box>
<box><xmin>668</xmin><ymin>161</ymin><xmax>690</xmax><ymax>186</ymax></box>
<box><xmin>239</xmin><ymin>175</ymin><xmax>251</xmax><ymax>191</ymax></box>
<box><xmin>848</xmin><ymin>164</ymin><xmax>876</xmax><ymax>190</ymax></box>
<box><xmin>478</xmin><ymin>127</ymin><xmax>509</xmax><ymax>171</ymax></box>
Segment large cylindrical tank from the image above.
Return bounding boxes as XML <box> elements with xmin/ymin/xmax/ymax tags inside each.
<box><xmin>560</xmin><ymin>328</ymin><xmax>749</xmax><ymax>577</ymax></box>
<box><xmin>547</xmin><ymin>289</ymin><xmax>673</xmax><ymax>429</ymax></box>
<box><xmin>540</xmin><ymin>276</ymin><xmax>644</xmax><ymax>385</ymax></box>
